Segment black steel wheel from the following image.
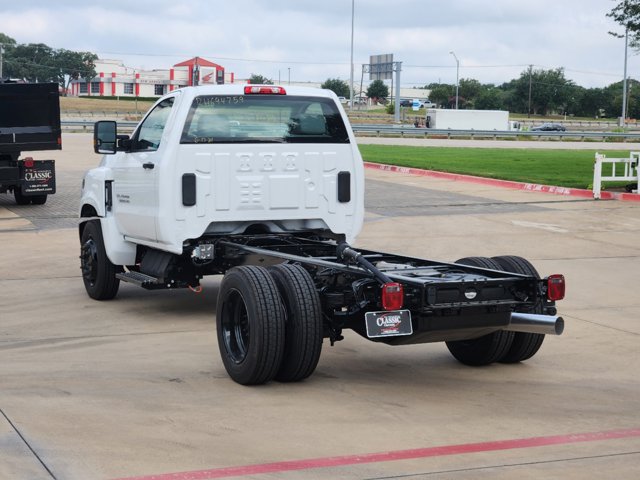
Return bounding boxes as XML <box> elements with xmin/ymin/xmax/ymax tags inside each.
<box><xmin>268</xmin><ymin>264</ymin><xmax>323</xmax><ymax>382</ymax></box>
<box><xmin>13</xmin><ymin>188</ymin><xmax>30</xmax><ymax>205</ymax></box>
<box><xmin>445</xmin><ymin>257</ymin><xmax>515</xmax><ymax>366</ymax></box>
<box><xmin>80</xmin><ymin>220</ymin><xmax>120</xmax><ymax>300</ymax></box>
<box><xmin>491</xmin><ymin>255</ymin><xmax>546</xmax><ymax>363</ymax></box>
<box><xmin>216</xmin><ymin>266</ymin><xmax>285</xmax><ymax>385</ymax></box>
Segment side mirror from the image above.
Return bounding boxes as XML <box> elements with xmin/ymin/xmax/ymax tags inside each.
<box><xmin>94</xmin><ymin>121</ymin><xmax>117</xmax><ymax>154</ymax></box>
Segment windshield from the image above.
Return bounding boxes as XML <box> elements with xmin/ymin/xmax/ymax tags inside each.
<box><xmin>180</xmin><ymin>95</ymin><xmax>350</xmax><ymax>144</ymax></box>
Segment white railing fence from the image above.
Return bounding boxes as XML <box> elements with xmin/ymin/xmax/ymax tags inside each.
<box><xmin>593</xmin><ymin>152</ymin><xmax>639</xmax><ymax>199</ymax></box>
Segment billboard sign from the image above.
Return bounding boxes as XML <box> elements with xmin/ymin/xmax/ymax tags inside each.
<box><xmin>369</xmin><ymin>54</ymin><xmax>393</xmax><ymax>81</ymax></box>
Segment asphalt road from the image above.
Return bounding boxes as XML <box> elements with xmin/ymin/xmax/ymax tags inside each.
<box><xmin>1</xmin><ymin>134</ymin><xmax>639</xmax><ymax>480</ymax></box>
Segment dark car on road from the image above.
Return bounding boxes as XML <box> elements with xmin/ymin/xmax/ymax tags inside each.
<box><xmin>531</xmin><ymin>122</ymin><xmax>566</xmax><ymax>131</ymax></box>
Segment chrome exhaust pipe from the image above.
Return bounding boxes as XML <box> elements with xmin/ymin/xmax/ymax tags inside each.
<box><xmin>506</xmin><ymin>312</ymin><xmax>564</xmax><ymax>335</ymax></box>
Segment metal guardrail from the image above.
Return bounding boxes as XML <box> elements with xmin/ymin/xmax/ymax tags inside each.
<box><xmin>60</xmin><ymin>120</ymin><xmax>640</xmax><ymax>141</ymax></box>
<box><xmin>350</xmin><ymin>125</ymin><xmax>640</xmax><ymax>141</ymax></box>
<box><xmin>62</xmin><ymin>120</ymin><xmax>138</xmax><ymax>131</ymax></box>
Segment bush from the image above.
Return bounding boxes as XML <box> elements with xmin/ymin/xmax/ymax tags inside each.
<box><xmin>321</xmin><ymin>78</ymin><xmax>350</xmax><ymax>98</ymax></box>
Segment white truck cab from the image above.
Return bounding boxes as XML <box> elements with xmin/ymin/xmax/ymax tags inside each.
<box><xmin>81</xmin><ymin>85</ymin><xmax>364</xmax><ymax>267</ymax></box>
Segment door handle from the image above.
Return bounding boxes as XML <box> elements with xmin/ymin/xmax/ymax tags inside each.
<box><xmin>142</xmin><ymin>162</ymin><xmax>155</xmax><ymax>170</ymax></box>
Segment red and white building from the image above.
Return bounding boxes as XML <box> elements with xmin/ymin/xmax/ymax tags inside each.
<box><xmin>70</xmin><ymin>57</ymin><xmax>235</xmax><ymax>97</ymax></box>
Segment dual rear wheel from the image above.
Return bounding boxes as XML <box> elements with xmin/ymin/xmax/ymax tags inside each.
<box><xmin>446</xmin><ymin>256</ymin><xmax>546</xmax><ymax>366</ymax></box>
<box><xmin>216</xmin><ymin>264</ymin><xmax>323</xmax><ymax>385</ymax></box>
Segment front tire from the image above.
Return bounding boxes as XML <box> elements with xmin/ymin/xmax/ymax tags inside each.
<box><xmin>446</xmin><ymin>257</ymin><xmax>514</xmax><ymax>366</ymax></box>
<box><xmin>491</xmin><ymin>255</ymin><xmax>546</xmax><ymax>363</ymax></box>
<box><xmin>80</xmin><ymin>220</ymin><xmax>121</xmax><ymax>300</ymax></box>
<box><xmin>216</xmin><ymin>266</ymin><xmax>285</xmax><ymax>385</ymax></box>
<box><xmin>268</xmin><ymin>264</ymin><xmax>323</xmax><ymax>382</ymax></box>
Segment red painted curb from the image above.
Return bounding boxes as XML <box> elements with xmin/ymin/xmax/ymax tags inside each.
<box><xmin>115</xmin><ymin>427</ymin><xmax>640</xmax><ymax>480</ymax></box>
<box><xmin>363</xmin><ymin>162</ymin><xmax>640</xmax><ymax>202</ymax></box>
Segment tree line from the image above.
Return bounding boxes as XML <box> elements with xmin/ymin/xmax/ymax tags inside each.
<box><xmin>0</xmin><ymin>33</ymin><xmax>97</xmax><ymax>94</ymax></box>
<box><xmin>316</xmin><ymin>70</ymin><xmax>636</xmax><ymax>119</ymax></box>
<box><xmin>426</xmin><ymin>68</ymin><xmax>637</xmax><ymax>119</ymax></box>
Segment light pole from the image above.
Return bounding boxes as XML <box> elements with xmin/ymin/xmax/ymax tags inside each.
<box><xmin>528</xmin><ymin>64</ymin><xmax>533</xmax><ymax>118</ymax></box>
<box><xmin>449</xmin><ymin>51</ymin><xmax>459</xmax><ymax>109</ymax></box>
<box><xmin>622</xmin><ymin>28</ymin><xmax>629</xmax><ymax>127</ymax></box>
<box><xmin>349</xmin><ymin>0</ymin><xmax>355</xmax><ymax>111</ymax></box>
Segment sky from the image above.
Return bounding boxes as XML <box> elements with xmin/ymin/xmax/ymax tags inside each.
<box><xmin>0</xmin><ymin>0</ymin><xmax>635</xmax><ymax>89</ymax></box>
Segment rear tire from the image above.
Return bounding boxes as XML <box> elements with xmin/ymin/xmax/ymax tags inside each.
<box><xmin>445</xmin><ymin>257</ymin><xmax>514</xmax><ymax>366</ymax></box>
<box><xmin>491</xmin><ymin>255</ymin><xmax>546</xmax><ymax>363</ymax></box>
<box><xmin>268</xmin><ymin>264</ymin><xmax>323</xmax><ymax>382</ymax></box>
<box><xmin>80</xmin><ymin>220</ymin><xmax>121</xmax><ymax>300</ymax></box>
<box><xmin>14</xmin><ymin>188</ymin><xmax>30</xmax><ymax>205</ymax></box>
<box><xmin>216</xmin><ymin>266</ymin><xmax>285</xmax><ymax>385</ymax></box>
<box><xmin>30</xmin><ymin>194</ymin><xmax>47</xmax><ymax>205</ymax></box>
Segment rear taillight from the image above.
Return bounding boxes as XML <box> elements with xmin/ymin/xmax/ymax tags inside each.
<box><xmin>546</xmin><ymin>274</ymin><xmax>565</xmax><ymax>301</ymax></box>
<box><xmin>244</xmin><ymin>86</ymin><xmax>286</xmax><ymax>95</ymax></box>
<box><xmin>23</xmin><ymin>157</ymin><xmax>34</xmax><ymax>168</ymax></box>
<box><xmin>381</xmin><ymin>282</ymin><xmax>404</xmax><ymax>311</ymax></box>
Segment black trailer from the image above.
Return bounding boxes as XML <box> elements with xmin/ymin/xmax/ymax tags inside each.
<box><xmin>0</xmin><ymin>82</ymin><xmax>61</xmax><ymax>205</ymax></box>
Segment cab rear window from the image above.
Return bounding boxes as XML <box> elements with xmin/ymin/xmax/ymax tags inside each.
<box><xmin>180</xmin><ymin>95</ymin><xmax>350</xmax><ymax>144</ymax></box>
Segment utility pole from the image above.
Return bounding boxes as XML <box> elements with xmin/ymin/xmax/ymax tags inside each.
<box><xmin>627</xmin><ymin>82</ymin><xmax>632</xmax><ymax>121</ymax></box>
<box><xmin>528</xmin><ymin>64</ymin><xmax>533</xmax><ymax>118</ymax></box>
<box><xmin>622</xmin><ymin>28</ymin><xmax>629</xmax><ymax>127</ymax></box>
<box><xmin>349</xmin><ymin>0</ymin><xmax>355</xmax><ymax>111</ymax></box>
<box><xmin>449</xmin><ymin>51</ymin><xmax>459</xmax><ymax>109</ymax></box>
<box><xmin>393</xmin><ymin>62</ymin><xmax>402</xmax><ymax>122</ymax></box>
<box><xmin>0</xmin><ymin>44</ymin><xmax>4</xmax><ymax>80</ymax></box>
<box><xmin>193</xmin><ymin>57</ymin><xmax>200</xmax><ymax>86</ymax></box>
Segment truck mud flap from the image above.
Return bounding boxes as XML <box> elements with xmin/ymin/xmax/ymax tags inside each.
<box><xmin>20</xmin><ymin>160</ymin><xmax>56</xmax><ymax>195</ymax></box>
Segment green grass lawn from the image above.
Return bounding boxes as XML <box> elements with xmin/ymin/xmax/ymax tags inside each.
<box><xmin>358</xmin><ymin>145</ymin><xmax>633</xmax><ymax>189</ymax></box>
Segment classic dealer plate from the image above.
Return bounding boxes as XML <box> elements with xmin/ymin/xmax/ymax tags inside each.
<box><xmin>365</xmin><ymin>310</ymin><xmax>413</xmax><ymax>338</ymax></box>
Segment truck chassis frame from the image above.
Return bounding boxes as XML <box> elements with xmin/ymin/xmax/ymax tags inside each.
<box><xmin>79</xmin><ymin>226</ymin><xmax>564</xmax><ymax>384</ymax></box>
